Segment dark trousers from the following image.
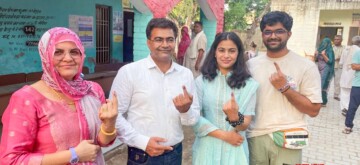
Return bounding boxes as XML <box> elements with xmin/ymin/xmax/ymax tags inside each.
<box><xmin>345</xmin><ymin>87</ymin><xmax>360</xmax><ymax>128</ymax></box>
<box><xmin>127</xmin><ymin>143</ymin><xmax>182</xmax><ymax>165</ymax></box>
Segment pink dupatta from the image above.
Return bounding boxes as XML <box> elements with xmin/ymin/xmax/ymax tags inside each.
<box><xmin>0</xmin><ymin>27</ymin><xmax>106</xmax><ymax>164</ymax></box>
<box><xmin>38</xmin><ymin>28</ymin><xmax>106</xmax><ymax>164</ymax></box>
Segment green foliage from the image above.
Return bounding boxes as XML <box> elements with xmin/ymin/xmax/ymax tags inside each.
<box><xmin>224</xmin><ymin>0</ymin><xmax>269</xmax><ymax>31</ymax></box>
<box><xmin>234</xmin><ymin>0</ymin><xmax>269</xmax><ymax>16</ymax></box>
<box><xmin>224</xmin><ymin>2</ymin><xmax>247</xmax><ymax>31</ymax></box>
<box><xmin>168</xmin><ymin>0</ymin><xmax>199</xmax><ymax>28</ymax></box>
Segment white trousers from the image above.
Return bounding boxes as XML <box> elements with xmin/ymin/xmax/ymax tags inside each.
<box><xmin>340</xmin><ymin>87</ymin><xmax>351</xmax><ymax>110</ymax></box>
<box><xmin>334</xmin><ymin>68</ymin><xmax>341</xmax><ymax>97</ymax></box>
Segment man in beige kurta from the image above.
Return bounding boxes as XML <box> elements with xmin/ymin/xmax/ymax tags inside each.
<box><xmin>183</xmin><ymin>21</ymin><xmax>207</xmax><ymax>78</ymax></box>
<box><xmin>332</xmin><ymin>35</ymin><xmax>345</xmax><ymax>100</ymax></box>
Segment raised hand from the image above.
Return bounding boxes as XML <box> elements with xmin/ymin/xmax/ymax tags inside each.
<box><xmin>321</xmin><ymin>50</ymin><xmax>326</xmax><ymax>56</ymax></box>
<box><xmin>222</xmin><ymin>93</ymin><xmax>239</xmax><ymax>121</ymax></box>
<box><xmin>320</xmin><ymin>50</ymin><xmax>329</xmax><ymax>62</ymax></box>
<box><xmin>99</xmin><ymin>91</ymin><xmax>118</xmax><ymax>130</ymax></box>
<box><xmin>173</xmin><ymin>86</ymin><xmax>193</xmax><ymax>113</ymax></box>
<box><xmin>269</xmin><ymin>62</ymin><xmax>287</xmax><ymax>90</ymax></box>
<box><xmin>145</xmin><ymin>137</ymin><xmax>173</xmax><ymax>157</ymax></box>
<box><xmin>75</xmin><ymin>140</ymin><xmax>100</xmax><ymax>162</ymax></box>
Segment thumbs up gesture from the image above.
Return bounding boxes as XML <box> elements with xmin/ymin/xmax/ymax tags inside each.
<box><xmin>223</xmin><ymin>93</ymin><xmax>239</xmax><ymax>121</ymax></box>
<box><xmin>269</xmin><ymin>62</ymin><xmax>288</xmax><ymax>90</ymax></box>
<box><xmin>173</xmin><ymin>86</ymin><xmax>193</xmax><ymax>113</ymax></box>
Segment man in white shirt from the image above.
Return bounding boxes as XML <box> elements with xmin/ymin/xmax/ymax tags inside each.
<box><xmin>343</xmin><ymin>36</ymin><xmax>360</xmax><ymax>134</ymax></box>
<box><xmin>110</xmin><ymin>18</ymin><xmax>200</xmax><ymax>165</ymax></box>
<box><xmin>340</xmin><ymin>36</ymin><xmax>360</xmax><ymax>116</ymax></box>
<box><xmin>332</xmin><ymin>35</ymin><xmax>345</xmax><ymax>101</ymax></box>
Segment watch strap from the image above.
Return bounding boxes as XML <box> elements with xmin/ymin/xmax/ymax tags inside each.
<box><xmin>69</xmin><ymin>147</ymin><xmax>79</xmax><ymax>164</ymax></box>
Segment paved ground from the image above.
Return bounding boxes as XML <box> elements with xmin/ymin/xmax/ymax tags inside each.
<box><xmin>106</xmin><ymin>82</ymin><xmax>360</xmax><ymax>165</ymax></box>
<box><xmin>302</xmin><ymin>83</ymin><xmax>360</xmax><ymax>165</ymax></box>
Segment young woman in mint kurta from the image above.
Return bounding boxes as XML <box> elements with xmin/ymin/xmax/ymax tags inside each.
<box><xmin>192</xmin><ymin>32</ymin><xmax>258</xmax><ymax>165</ymax></box>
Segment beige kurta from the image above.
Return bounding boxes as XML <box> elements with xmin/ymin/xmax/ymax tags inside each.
<box><xmin>333</xmin><ymin>45</ymin><xmax>345</xmax><ymax>97</ymax></box>
<box><xmin>183</xmin><ymin>31</ymin><xmax>207</xmax><ymax>78</ymax></box>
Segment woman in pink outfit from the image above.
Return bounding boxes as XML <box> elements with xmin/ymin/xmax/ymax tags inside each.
<box><xmin>0</xmin><ymin>27</ymin><xmax>118</xmax><ymax>165</ymax></box>
<box><xmin>177</xmin><ymin>26</ymin><xmax>191</xmax><ymax>65</ymax></box>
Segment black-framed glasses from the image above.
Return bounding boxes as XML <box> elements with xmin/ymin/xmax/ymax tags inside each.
<box><xmin>262</xmin><ymin>29</ymin><xmax>288</xmax><ymax>37</ymax></box>
<box><xmin>150</xmin><ymin>37</ymin><xmax>175</xmax><ymax>44</ymax></box>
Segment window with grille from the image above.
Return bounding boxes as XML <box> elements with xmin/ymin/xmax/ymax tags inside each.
<box><xmin>96</xmin><ymin>5</ymin><xmax>111</xmax><ymax>64</ymax></box>
<box><xmin>352</xmin><ymin>13</ymin><xmax>360</xmax><ymax>26</ymax></box>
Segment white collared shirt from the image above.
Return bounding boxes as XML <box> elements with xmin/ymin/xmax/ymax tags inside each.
<box><xmin>110</xmin><ymin>55</ymin><xmax>200</xmax><ymax>151</ymax></box>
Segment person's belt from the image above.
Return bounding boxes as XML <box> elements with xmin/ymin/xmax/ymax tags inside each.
<box><xmin>128</xmin><ymin>142</ymin><xmax>181</xmax><ymax>156</ymax></box>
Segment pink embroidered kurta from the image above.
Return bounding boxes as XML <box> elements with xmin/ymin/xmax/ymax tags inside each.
<box><xmin>0</xmin><ymin>83</ymin><xmax>106</xmax><ymax>164</ymax></box>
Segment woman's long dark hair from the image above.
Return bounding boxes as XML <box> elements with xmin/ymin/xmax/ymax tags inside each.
<box><xmin>201</xmin><ymin>32</ymin><xmax>251</xmax><ymax>89</ymax></box>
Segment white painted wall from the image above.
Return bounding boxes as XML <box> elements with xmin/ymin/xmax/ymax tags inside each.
<box><xmin>271</xmin><ymin>0</ymin><xmax>360</xmax><ymax>57</ymax></box>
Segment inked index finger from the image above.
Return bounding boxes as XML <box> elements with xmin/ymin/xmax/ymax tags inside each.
<box><xmin>182</xmin><ymin>85</ymin><xmax>193</xmax><ymax>100</ymax></box>
<box><xmin>273</xmin><ymin>62</ymin><xmax>282</xmax><ymax>74</ymax></box>
<box><xmin>231</xmin><ymin>92</ymin><xmax>236</xmax><ymax>103</ymax></box>
<box><xmin>182</xmin><ymin>86</ymin><xmax>189</xmax><ymax>97</ymax></box>
<box><xmin>111</xmin><ymin>91</ymin><xmax>118</xmax><ymax>108</ymax></box>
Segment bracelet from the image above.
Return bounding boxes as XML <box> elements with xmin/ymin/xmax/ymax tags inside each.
<box><xmin>281</xmin><ymin>85</ymin><xmax>291</xmax><ymax>93</ymax></box>
<box><xmin>278</xmin><ymin>83</ymin><xmax>290</xmax><ymax>93</ymax></box>
<box><xmin>225</xmin><ymin>112</ymin><xmax>244</xmax><ymax>127</ymax></box>
<box><xmin>100</xmin><ymin>124</ymin><xmax>116</xmax><ymax>136</ymax></box>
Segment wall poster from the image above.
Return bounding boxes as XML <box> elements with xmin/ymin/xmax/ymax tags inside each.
<box><xmin>69</xmin><ymin>15</ymin><xmax>93</xmax><ymax>47</ymax></box>
<box><xmin>113</xmin><ymin>11</ymin><xmax>123</xmax><ymax>35</ymax></box>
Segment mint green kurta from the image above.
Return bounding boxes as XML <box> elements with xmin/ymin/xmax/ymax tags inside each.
<box><xmin>192</xmin><ymin>73</ymin><xmax>258</xmax><ymax>165</ymax></box>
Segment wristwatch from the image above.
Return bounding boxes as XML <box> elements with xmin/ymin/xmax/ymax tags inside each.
<box><xmin>69</xmin><ymin>147</ymin><xmax>79</xmax><ymax>164</ymax></box>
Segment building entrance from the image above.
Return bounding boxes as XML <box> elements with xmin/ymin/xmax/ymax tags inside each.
<box><xmin>317</xmin><ymin>27</ymin><xmax>343</xmax><ymax>46</ymax></box>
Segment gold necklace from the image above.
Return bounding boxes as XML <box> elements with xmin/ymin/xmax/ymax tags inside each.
<box><xmin>50</xmin><ymin>88</ymin><xmax>75</xmax><ymax>105</ymax></box>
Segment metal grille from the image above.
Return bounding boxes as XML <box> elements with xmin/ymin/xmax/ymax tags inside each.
<box><xmin>96</xmin><ymin>5</ymin><xmax>111</xmax><ymax>64</ymax></box>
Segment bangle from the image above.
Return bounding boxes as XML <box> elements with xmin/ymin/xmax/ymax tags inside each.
<box><xmin>278</xmin><ymin>83</ymin><xmax>290</xmax><ymax>93</ymax></box>
<box><xmin>281</xmin><ymin>85</ymin><xmax>290</xmax><ymax>93</ymax></box>
<box><xmin>100</xmin><ymin>124</ymin><xmax>116</xmax><ymax>136</ymax></box>
<box><xmin>225</xmin><ymin>112</ymin><xmax>244</xmax><ymax>127</ymax></box>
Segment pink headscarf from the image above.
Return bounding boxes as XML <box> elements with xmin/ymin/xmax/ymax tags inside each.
<box><xmin>38</xmin><ymin>27</ymin><xmax>92</xmax><ymax>100</ymax></box>
<box><xmin>177</xmin><ymin>26</ymin><xmax>191</xmax><ymax>59</ymax></box>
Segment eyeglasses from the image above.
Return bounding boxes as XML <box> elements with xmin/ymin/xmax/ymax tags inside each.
<box><xmin>150</xmin><ymin>37</ymin><xmax>175</xmax><ymax>44</ymax></box>
<box><xmin>53</xmin><ymin>49</ymin><xmax>82</xmax><ymax>60</ymax></box>
<box><xmin>262</xmin><ymin>29</ymin><xmax>288</xmax><ymax>37</ymax></box>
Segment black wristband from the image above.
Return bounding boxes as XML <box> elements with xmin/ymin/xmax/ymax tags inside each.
<box><xmin>225</xmin><ymin>112</ymin><xmax>244</xmax><ymax>127</ymax></box>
